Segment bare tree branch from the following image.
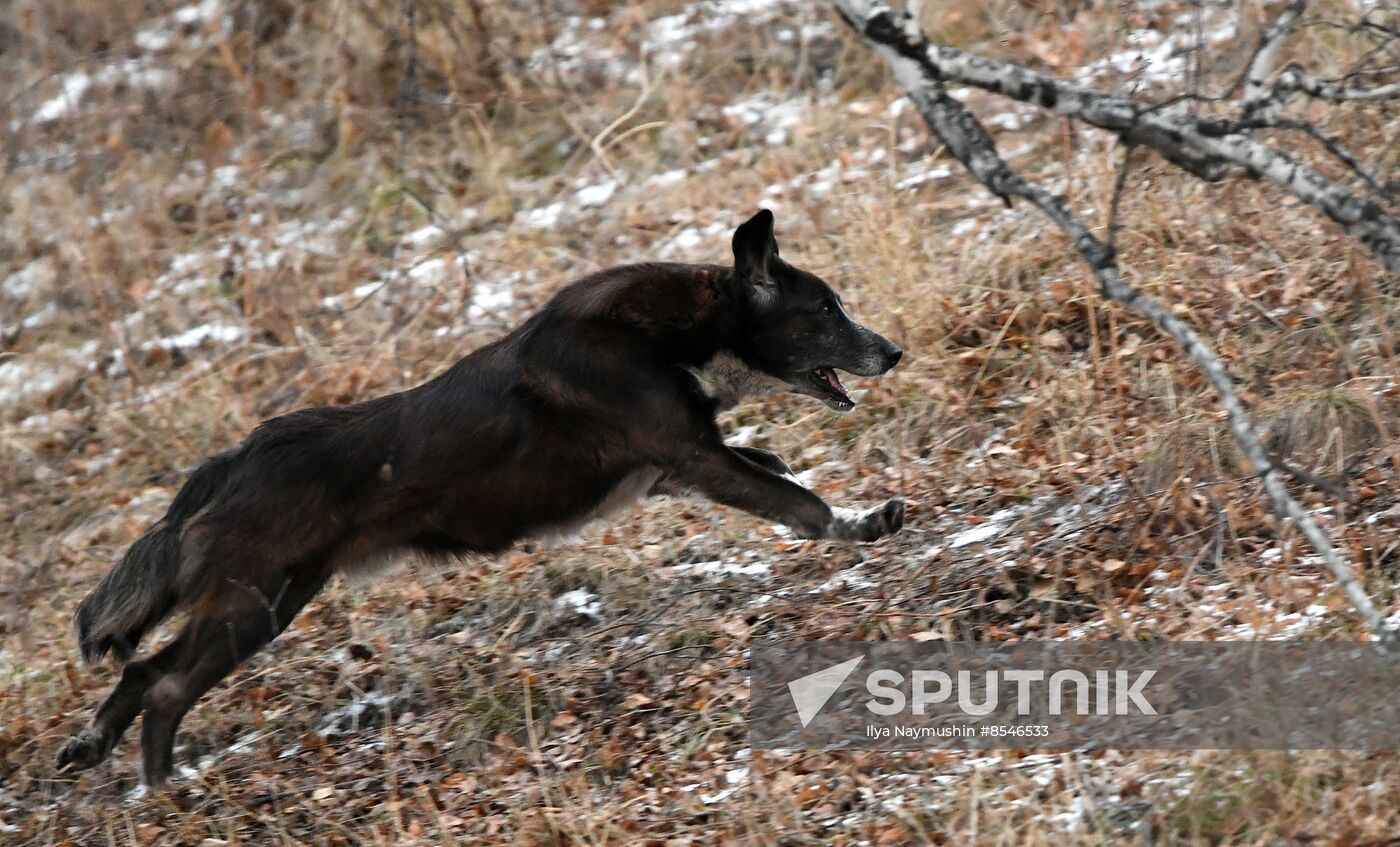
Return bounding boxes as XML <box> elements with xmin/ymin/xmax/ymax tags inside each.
<box><xmin>1244</xmin><ymin>2</ymin><xmax>1400</xmax><ymax>127</ymax></box>
<box><xmin>835</xmin><ymin>0</ymin><xmax>1397</xmax><ymax>640</ymax></box>
<box><xmin>1241</xmin><ymin>0</ymin><xmax>1307</xmax><ymax>122</ymax></box>
<box><xmin>1276</xmin><ymin>62</ymin><xmax>1400</xmax><ymax>101</ymax></box>
<box><xmin>837</xmin><ymin>2</ymin><xmax>1400</xmax><ymax>271</ymax></box>
<box><xmin>1105</xmin><ymin>143</ymin><xmax>1137</xmax><ymax>257</ymax></box>
<box><xmin>1243</xmin><ymin>116</ymin><xmax>1396</xmax><ymax>200</ymax></box>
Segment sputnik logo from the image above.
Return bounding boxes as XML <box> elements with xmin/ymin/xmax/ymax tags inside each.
<box><xmin>787</xmin><ymin>656</ymin><xmax>864</xmax><ymax>728</ymax></box>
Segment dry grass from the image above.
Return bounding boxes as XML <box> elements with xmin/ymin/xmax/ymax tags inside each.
<box><xmin>4</xmin><ymin>0</ymin><xmax>1400</xmax><ymax>844</ymax></box>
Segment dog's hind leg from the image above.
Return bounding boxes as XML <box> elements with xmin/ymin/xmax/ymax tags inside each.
<box><xmin>137</xmin><ymin>566</ymin><xmax>329</xmax><ymax>785</ymax></box>
<box><xmin>55</xmin><ymin>633</ymin><xmax>189</xmax><ymax>775</ymax></box>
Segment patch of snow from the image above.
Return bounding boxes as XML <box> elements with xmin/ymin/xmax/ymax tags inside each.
<box><xmin>985</xmin><ymin>108</ymin><xmax>1035</xmax><ymax>131</ymax></box>
<box><xmin>153</xmin><ymin>209</ymin><xmax>356</xmax><ymax>296</ymax></box>
<box><xmin>2</xmin><ymin>257</ymin><xmax>56</xmax><ymax>300</ymax></box>
<box><xmin>136</xmin><ymin>0</ymin><xmax>223</xmax><ymax>50</ymax></box>
<box><xmin>648</xmin><ymin>169</ymin><xmax>688</xmax><ymax>187</ymax></box>
<box><xmin>466</xmin><ymin>268</ymin><xmax>522</xmax><ymax>321</ymax></box>
<box><xmin>210</xmin><ymin>164</ymin><xmax>240</xmax><ymax>190</ymax></box>
<box><xmin>1079</xmin><ymin>29</ymin><xmax>1184</xmax><ymax>85</ymax></box>
<box><xmin>518</xmin><ymin>202</ymin><xmax>565</xmax><ymax>230</ymax></box>
<box><xmin>670</xmin><ymin>559</ymin><xmax>773</xmax><ymax>578</ymax></box>
<box><xmin>699</xmin><ymin>766</ymin><xmax>750</xmax><ymax>804</ymax></box>
<box><xmin>404</xmin><ymin>224</ymin><xmax>445</xmax><ymax>248</ymax></box>
<box><xmin>722</xmin><ymin>91</ymin><xmax>809</xmax><ymax>145</ymax></box>
<box><xmin>1046</xmin><ymin>793</ymin><xmax>1090</xmax><ymax>832</ymax></box>
<box><xmin>946</xmin><ymin>506</ymin><xmax>1025</xmax><ymax>549</ymax></box>
<box><xmin>195</xmin><ymin>730</ymin><xmax>263</xmax><ymax>771</ymax></box>
<box><xmin>30</xmin><ymin>72</ymin><xmax>99</xmax><ymax>124</ymax></box>
<box><xmin>1223</xmin><ymin>597</ymin><xmax>1332</xmax><ymax>639</ymax></box>
<box><xmin>1077</xmin><ymin>14</ymin><xmax>1236</xmax><ymax>90</ymax></box>
<box><xmin>554</xmin><ymin>589</ymin><xmax>604</xmax><ymax>622</ymax></box>
<box><xmin>895</xmin><ymin>164</ymin><xmax>954</xmax><ymax>191</ymax></box>
<box><xmin>354</xmin><ymin>281</ymin><xmax>386</xmax><ymax>299</ymax></box>
<box><xmin>659</xmin><ymin>221</ymin><xmax>730</xmax><ymax>258</ymax></box>
<box><xmin>0</xmin><ymin>356</ymin><xmax>74</xmax><ymax>409</ymax></box>
<box><xmin>407</xmin><ymin>256</ymin><xmax>448</xmax><ymax>284</ymax></box>
<box><xmin>141</xmin><ymin>322</ymin><xmax>245</xmax><ymax>352</ymax></box>
<box><xmin>18</xmin><ymin>302</ymin><xmax>58</xmax><ymax>331</ymax></box>
<box><xmin>24</xmin><ymin>61</ymin><xmax>178</xmax><ymax>127</ymax></box>
<box><xmin>318</xmin><ymin>690</ymin><xmax>394</xmax><ymax>737</ymax></box>
<box><xmin>810</xmin><ymin>563</ymin><xmax>876</xmax><ymax>593</ymax></box>
<box><xmin>643</xmin><ymin>0</ymin><xmax>788</xmax><ymax>71</ymax></box>
<box><xmin>574</xmin><ymin>180</ymin><xmax>618</xmax><ymax>208</ymax></box>
<box><xmin>527</xmin><ymin>16</ymin><xmax>621</xmax><ymax>80</ymax></box>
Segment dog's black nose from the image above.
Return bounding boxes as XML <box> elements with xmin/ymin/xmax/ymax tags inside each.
<box><xmin>885</xmin><ymin>346</ymin><xmax>903</xmax><ymax>369</ymax></box>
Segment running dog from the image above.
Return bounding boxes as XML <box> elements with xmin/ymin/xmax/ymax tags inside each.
<box><xmin>57</xmin><ymin>208</ymin><xmax>905</xmax><ymax>784</ymax></box>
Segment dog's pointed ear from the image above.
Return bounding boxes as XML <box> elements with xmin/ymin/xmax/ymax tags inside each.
<box><xmin>732</xmin><ymin>209</ymin><xmax>780</xmax><ymax>304</ymax></box>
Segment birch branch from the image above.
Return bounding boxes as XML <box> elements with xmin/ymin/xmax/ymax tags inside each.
<box><xmin>1241</xmin><ymin>0</ymin><xmax>1306</xmax><ymax>123</ymax></box>
<box><xmin>1276</xmin><ymin>63</ymin><xmax>1400</xmax><ymax>102</ymax></box>
<box><xmin>1240</xmin><ymin>117</ymin><xmax>1396</xmax><ymax>200</ymax></box>
<box><xmin>837</xmin><ymin>2</ymin><xmax>1400</xmax><ymax>271</ymax></box>
<box><xmin>834</xmin><ymin>0</ymin><xmax>1397</xmax><ymax>641</ymax></box>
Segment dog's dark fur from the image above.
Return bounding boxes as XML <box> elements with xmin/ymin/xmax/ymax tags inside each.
<box><xmin>57</xmin><ymin>209</ymin><xmax>904</xmax><ymax>785</ymax></box>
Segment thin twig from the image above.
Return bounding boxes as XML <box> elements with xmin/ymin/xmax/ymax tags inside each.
<box><xmin>389</xmin><ymin>0</ymin><xmax>421</xmax><ymax>280</ymax></box>
<box><xmin>590</xmin><ymin>52</ymin><xmax>658</xmax><ymax>178</ymax></box>
<box><xmin>1105</xmin><ymin>142</ymin><xmax>1137</xmax><ymax>258</ymax></box>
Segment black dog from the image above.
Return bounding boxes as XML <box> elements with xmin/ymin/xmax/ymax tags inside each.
<box><xmin>57</xmin><ymin>208</ymin><xmax>905</xmax><ymax>784</ymax></box>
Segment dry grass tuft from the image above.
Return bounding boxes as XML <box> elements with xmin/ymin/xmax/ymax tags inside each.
<box><xmin>1142</xmin><ymin>388</ymin><xmax>1394</xmax><ymax>491</ymax></box>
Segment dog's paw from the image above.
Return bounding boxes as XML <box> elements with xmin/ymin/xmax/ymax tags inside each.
<box><xmin>55</xmin><ymin>731</ymin><xmax>107</xmax><ymax>774</ymax></box>
<box><xmin>828</xmin><ymin>498</ymin><xmax>906</xmax><ymax>542</ymax></box>
<box><xmin>871</xmin><ymin>498</ymin><xmax>905</xmax><ymax>539</ymax></box>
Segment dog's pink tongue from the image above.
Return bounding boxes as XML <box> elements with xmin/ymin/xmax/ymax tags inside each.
<box><xmin>820</xmin><ymin>367</ymin><xmax>846</xmax><ymax>395</ymax></box>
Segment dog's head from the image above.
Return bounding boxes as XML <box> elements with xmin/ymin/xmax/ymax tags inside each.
<box><xmin>729</xmin><ymin>209</ymin><xmax>903</xmax><ymax>412</ymax></box>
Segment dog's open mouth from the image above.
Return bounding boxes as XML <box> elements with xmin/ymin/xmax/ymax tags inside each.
<box><xmin>810</xmin><ymin>367</ymin><xmax>853</xmax><ymax>411</ymax></box>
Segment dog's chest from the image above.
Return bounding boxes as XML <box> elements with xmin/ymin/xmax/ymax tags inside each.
<box><xmin>686</xmin><ymin>351</ymin><xmax>786</xmax><ymax>411</ymax></box>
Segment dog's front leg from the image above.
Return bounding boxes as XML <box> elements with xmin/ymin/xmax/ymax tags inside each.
<box><xmin>649</xmin><ymin>446</ymin><xmax>793</xmax><ymax>497</ymax></box>
<box><xmin>671</xmin><ymin>445</ymin><xmax>904</xmax><ymax>542</ymax></box>
<box><xmin>731</xmin><ymin>446</ymin><xmax>794</xmax><ymax>479</ymax></box>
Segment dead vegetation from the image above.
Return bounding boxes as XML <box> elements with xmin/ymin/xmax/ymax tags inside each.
<box><xmin>3</xmin><ymin>0</ymin><xmax>1400</xmax><ymax>844</ymax></box>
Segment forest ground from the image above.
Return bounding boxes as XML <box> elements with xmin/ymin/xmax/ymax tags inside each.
<box><xmin>4</xmin><ymin>1</ymin><xmax>1400</xmax><ymax>844</ymax></box>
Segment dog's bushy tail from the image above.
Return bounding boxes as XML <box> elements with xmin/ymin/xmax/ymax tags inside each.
<box><xmin>75</xmin><ymin>451</ymin><xmax>237</xmax><ymax>665</ymax></box>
